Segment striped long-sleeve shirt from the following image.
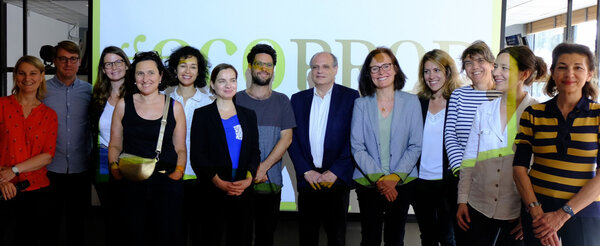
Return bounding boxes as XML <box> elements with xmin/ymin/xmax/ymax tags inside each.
<box><xmin>444</xmin><ymin>85</ymin><xmax>501</xmax><ymax>174</ymax></box>
<box><xmin>514</xmin><ymin>96</ymin><xmax>600</xmax><ymax>217</ymax></box>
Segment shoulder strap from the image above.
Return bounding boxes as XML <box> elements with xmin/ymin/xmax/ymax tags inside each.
<box><xmin>154</xmin><ymin>96</ymin><xmax>171</xmax><ymax>160</ymax></box>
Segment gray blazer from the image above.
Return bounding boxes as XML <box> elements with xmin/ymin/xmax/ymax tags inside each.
<box><xmin>351</xmin><ymin>90</ymin><xmax>423</xmax><ymax>187</ymax></box>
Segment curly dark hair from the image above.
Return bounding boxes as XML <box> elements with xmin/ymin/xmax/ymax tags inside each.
<box><xmin>165</xmin><ymin>46</ymin><xmax>209</xmax><ymax>88</ymax></box>
<box><xmin>247</xmin><ymin>44</ymin><xmax>277</xmax><ymax>66</ymax></box>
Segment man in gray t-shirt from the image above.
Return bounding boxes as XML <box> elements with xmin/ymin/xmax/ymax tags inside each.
<box><xmin>235</xmin><ymin>44</ymin><xmax>296</xmax><ymax>246</ymax></box>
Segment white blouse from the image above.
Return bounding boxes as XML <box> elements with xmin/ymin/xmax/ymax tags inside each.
<box><xmin>99</xmin><ymin>102</ymin><xmax>115</xmax><ymax>147</ymax></box>
<box><xmin>419</xmin><ymin>108</ymin><xmax>445</xmax><ymax>180</ymax></box>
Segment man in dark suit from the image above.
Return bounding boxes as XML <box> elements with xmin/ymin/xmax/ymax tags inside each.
<box><xmin>288</xmin><ymin>52</ymin><xmax>359</xmax><ymax>246</ymax></box>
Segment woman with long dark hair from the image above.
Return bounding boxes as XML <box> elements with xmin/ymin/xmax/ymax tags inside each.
<box><xmin>90</xmin><ymin>46</ymin><xmax>131</xmax><ymax>245</ymax></box>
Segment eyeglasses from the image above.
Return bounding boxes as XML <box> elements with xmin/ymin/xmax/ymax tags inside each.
<box><xmin>134</xmin><ymin>50</ymin><xmax>160</xmax><ymax>60</ymax></box>
<box><xmin>252</xmin><ymin>61</ymin><xmax>274</xmax><ymax>69</ymax></box>
<box><xmin>104</xmin><ymin>59</ymin><xmax>125</xmax><ymax>69</ymax></box>
<box><xmin>56</xmin><ymin>56</ymin><xmax>80</xmax><ymax>64</ymax></box>
<box><xmin>369</xmin><ymin>63</ymin><xmax>393</xmax><ymax>74</ymax></box>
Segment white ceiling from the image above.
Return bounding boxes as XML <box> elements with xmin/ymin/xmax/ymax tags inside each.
<box><xmin>5</xmin><ymin>0</ymin><xmax>599</xmax><ymax>29</ymax></box>
<box><xmin>507</xmin><ymin>0</ymin><xmax>597</xmax><ymax>26</ymax></box>
<box><xmin>6</xmin><ymin>0</ymin><xmax>88</xmax><ymax>28</ymax></box>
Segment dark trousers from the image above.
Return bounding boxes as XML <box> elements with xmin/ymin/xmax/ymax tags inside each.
<box><xmin>94</xmin><ymin>178</ymin><xmax>123</xmax><ymax>246</ymax></box>
<box><xmin>446</xmin><ymin>174</ymin><xmax>467</xmax><ymax>246</ymax></box>
<box><xmin>183</xmin><ymin>179</ymin><xmax>203</xmax><ymax>246</ymax></box>
<box><xmin>0</xmin><ymin>186</ymin><xmax>52</xmax><ymax>246</ymax></box>
<box><xmin>47</xmin><ymin>171</ymin><xmax>91</xmax><ymax>246</ymax></box>
<box><xmin>202</xmin><ymin>188</ymin><xmax>253</xmax><ymax>246</ymax></box>
<box><xmin>412</xmin><ymin>179</ymin><xmax>456</xmax><ymax>246</ymax></box>
<box><xmin>118</xmin><ymin>173</ymin><xmax>183</xmax><ymax>246</ymax></box>
<box><xmin>297</xmin><ymin>187</ymin><xmax>350</xmax><ymax>246</ymax></box>
<box><xmin>253</xmin><ymin>192</ymin><xmax>282</xmax><ymax>246</ymax></box>
<box><xmin>521</xmin><ymin>205</ymin><xmax>600</xmax><ymax>246</ymax></box>
<box><xmin>465</xmin><ymin>204</ymin><xmax>523</xmax><ymax>246</ymax></box>
<box><xmin>355</xmin><ymin>182</ymin><xmax>414</xmax><ymax>246</ymax></box>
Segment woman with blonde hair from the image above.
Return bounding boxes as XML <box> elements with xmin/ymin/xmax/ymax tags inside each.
<box><xmin>0</xmin><ymin>56</ymin><xmax>58</xmax><ymax>245</ymax></box>
<box><xmin>414</xmin><ymin>49</ymin><xmax>461</xmax><ymax>246</ymax></box>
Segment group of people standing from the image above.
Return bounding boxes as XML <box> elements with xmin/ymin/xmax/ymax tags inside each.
<box><xmin>0</xmin><ymin>38</ymin><xmax>599</xmax><ymax>246</ymax></box>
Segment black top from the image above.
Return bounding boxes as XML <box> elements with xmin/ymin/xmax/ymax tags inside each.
<box><xmin>122</xmin><ymin>94</ymin><xmax>177</xmax><ymax>168</ymax></box>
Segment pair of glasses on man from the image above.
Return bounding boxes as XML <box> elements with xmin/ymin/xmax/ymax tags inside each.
<box><xmin>56</xmin><ymin>56</ymin><xmax>80</xmax><ymax>64</ymax></box>
<box><xmin>103</xmin><ymin>59</ymin><xmax>125</xmax><ymax>69</ymax></box>
<box><xmin>252</xmin><ymin>61</ymin><xmax>274</xmax><ymax>69</ymax></box>
<box><xmin>369</xmin><ymin>63</ymin><xmax>393</xmax><ymax>74</ymax></box>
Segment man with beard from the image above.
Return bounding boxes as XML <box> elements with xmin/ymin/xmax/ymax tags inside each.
<box><xmin>235</xmin><ymin>44</ymin><xmax>296</xmax><ymax>246</ymax></box>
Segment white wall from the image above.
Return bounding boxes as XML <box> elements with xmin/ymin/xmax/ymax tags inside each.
<box><xmin>6</xmin><ymin>3</ymin><xmax>80</xmax><ymax>95</ymax></box>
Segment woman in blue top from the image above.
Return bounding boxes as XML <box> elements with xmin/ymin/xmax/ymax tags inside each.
<box><xmin>351</xmin><ymin>47</ymin><xmax>423</xmax><ymax>246</ymax></box>
<box><xmin>190</xmin><ymin>64</ymin><xmax>260</xmax><ymax>246</ymax></box>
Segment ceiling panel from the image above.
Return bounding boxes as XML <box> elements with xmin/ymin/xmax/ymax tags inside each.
<box><xmin>6</xmin><ymin>0</ymin><xmax>88</xmax><ymax>28</ymax></box>
<box><xmin>507</xmin><ymin>0</ymin><xmax>596</xmax><ymax>26</ymax></box>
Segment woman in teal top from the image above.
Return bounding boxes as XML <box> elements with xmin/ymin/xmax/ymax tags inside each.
<box><xmin>351</xmin><ymin>47</ymin><xmax>423</xmax><ymax>246</ymax></box>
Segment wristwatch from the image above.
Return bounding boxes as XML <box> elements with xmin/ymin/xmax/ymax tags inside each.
<box><xmin>11</xmin><ymin>166</ymin><xmax>19</xmax><ymax>176</ymax></box>
<box><xmin>528</xmin><ymin>201</ymin><xmax>541</xmax><ymax>208</ymax></box>
<box><xmin>562</xmin><ymin>204</ymin><xmax>575</xmax><ymax>217</ymax></box>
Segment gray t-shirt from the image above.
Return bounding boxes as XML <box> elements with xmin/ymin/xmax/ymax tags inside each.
<box><xmin>235</xmin><ymin>90</ymin><xmax>296</xmax><ymax>193</ymax></box>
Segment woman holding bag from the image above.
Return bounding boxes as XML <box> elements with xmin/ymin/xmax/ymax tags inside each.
<box><xmin>107</xmin><ymin>51</ymin><xmax>187</xmax><ymax>246</ymax></box>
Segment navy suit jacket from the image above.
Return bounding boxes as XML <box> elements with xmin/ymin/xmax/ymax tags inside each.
<box><xmin>288</xmin><ymin>83</ymin><xmax>359</xmax><ymax>189</ymax></box>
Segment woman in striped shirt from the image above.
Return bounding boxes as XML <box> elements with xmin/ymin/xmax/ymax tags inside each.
<box><xmin>444</xmin><ymin>40</ymin><xmax>501</xmax><ymax>245</ymax></box>
<box><xmin>514</xmin><ymin>43</ymin><xmax>600</xmax><ymax>246</ymax></box>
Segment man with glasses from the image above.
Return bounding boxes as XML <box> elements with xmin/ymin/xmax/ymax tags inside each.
<box><xmin>235</xmin><ymin>44</ymin><xmax>296</xmax><ymax>246</ymax></box>
<box><xmin>42</xmin><ymin>40</ymin><xmax>92</xmax><ymax>246</ymax></box>
<box><xmin>288</xmin><ymin>52</ymin><xmax>359</xmax><ymax>246</ymax></box>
